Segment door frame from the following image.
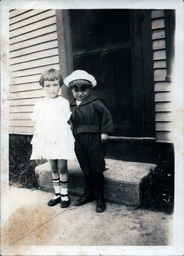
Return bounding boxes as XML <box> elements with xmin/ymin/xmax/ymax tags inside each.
<box><xmin>56</xmin><ymin>9</ymin><xmax>155</xmax><ymax>139</ymax></box>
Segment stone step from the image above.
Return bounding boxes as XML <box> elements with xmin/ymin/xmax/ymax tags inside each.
<box><xmin>35</xmin><ymin>158</ymin><xmax>156</xmax><ymax>206</ymax></box>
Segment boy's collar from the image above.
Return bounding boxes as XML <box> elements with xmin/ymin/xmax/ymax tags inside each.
<box><xmin>70</xmin><ymin>95</ymin><xmax>100</xmax><ymax>106</ymax></box>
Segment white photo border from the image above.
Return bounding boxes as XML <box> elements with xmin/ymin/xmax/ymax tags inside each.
<box><xmin>1</xmin><ymin>0</ymin><xmax>184</xmax><ymax>255</ymax></box>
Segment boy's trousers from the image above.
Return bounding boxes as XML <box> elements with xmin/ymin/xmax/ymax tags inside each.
<box><xmin>74</xmin><ymin>133</ymin><xmax>106</xmax><ymax>175</ymax></box>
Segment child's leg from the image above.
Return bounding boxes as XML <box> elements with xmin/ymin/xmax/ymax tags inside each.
<box><xmin>74</xmin><ymin>135</ymin><xmax>94</xmax><ymax>206</ymax></box>
<box><xmin>88</xmin><ymin>134</ymin><xmax>106</xmax><ymax>212</ymax></box>
<box><xmin>47</xmin><ymin>159</ymin><xmax>61</xmax><ymax>206</ymax></box>
<box><xmin>74</xmin><ymin>173</ymin><xmax>94</xmax><ymax>206</ymax></box>
<box><xmin>58</xmin><ymin>159</ymin><xmax>70</xmax><ymax>208</ymax></box>
<box><xmin>93</xmin><ymin>172</ymin><xmax>105</xmax><ymax>212</ymax></box>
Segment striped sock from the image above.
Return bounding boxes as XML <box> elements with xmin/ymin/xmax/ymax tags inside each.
<box><xmin>60</xmin><ymin>180</ymin><xmax>69</xmax><ymax>201</ymax></box>
<box><xmin>52</xmin><ymin>178</ymin><xmax>60</xmax><ymax>199</ymax></box>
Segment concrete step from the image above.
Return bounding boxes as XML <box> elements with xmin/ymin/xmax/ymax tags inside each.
<box><xmin>35</xmin><ymin>158</ymin><xmax>156</xmax><ymax>206</ymax></box>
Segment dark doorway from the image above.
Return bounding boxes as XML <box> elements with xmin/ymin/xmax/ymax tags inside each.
<box><xmin>69</xmin><ymin>9</ymin><xmax>154</xmax><ymax>137</ymax></box>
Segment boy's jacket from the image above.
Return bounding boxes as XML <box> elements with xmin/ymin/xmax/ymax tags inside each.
<box><xmin>69</xmin><ymin>95</ymin><xmax>114</xmax><ymax>136</ymax></box>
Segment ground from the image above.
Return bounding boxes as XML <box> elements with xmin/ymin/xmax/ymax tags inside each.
<box><xmin>2</xmin><ymin>186</ymin><xmax>173</xmax><ymax>256</ymax></box>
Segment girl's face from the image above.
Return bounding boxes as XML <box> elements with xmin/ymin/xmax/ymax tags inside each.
<box><xmin>71</xmin><ymin>86</ymin><xmax>91</xmax><ymax>101</ymax></box>
<box><xmin>43</xmin><ymin>80</ymin><xmax>60</xmax><ymax>98</ymax></box>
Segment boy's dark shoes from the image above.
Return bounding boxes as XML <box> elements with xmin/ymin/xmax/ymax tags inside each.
<box><xmin>47</xmin><ymin>197</ymin><xmax>61</xmax><ymax>207</ymax></box>
<box><xmin>96</xmin><ymin>193</ymin><xmax>106</xmax><ymax>212</ymax></box>
<box><xmin>60</xmin><ymin>198</ymin><xmax>70</xmax><ymax>208</ymax></box>
<box><xmin>74</xmin><ymin>193</ymin><xmax>94</xmax><ymax>206</ymax></box>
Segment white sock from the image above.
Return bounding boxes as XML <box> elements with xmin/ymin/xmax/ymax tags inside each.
<box><xmin>60</xmin><ymin>181</ymin><xmax>69</xmax><ymax>201</ymax></box>
<box><xmin>52</xmin><ymin>178</ymin><xmax>60</xmax><ymax>199</ymax></box>
<box><xmin>52</xmin><ymin>194</ymin><xmax>60</xmax><ymax>200</ymax></box>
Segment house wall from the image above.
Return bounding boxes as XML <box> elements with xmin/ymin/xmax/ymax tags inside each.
<box><xmin>9</xmin><ymin>9</ymin><xmax>174</xmax><ymax>144</ymax></box>
<box><xmin>151</xmin><ymin>10</ymin><xmax>173</xmax><ymax>143</ymax></box>
<box><xmin>9</xmin><ymin>9</ymin><xmax>60</xmax><ymax>134</ymax></box>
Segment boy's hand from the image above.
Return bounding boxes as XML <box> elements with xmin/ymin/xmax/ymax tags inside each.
<box><xmin>101</xmin><ymin>133</ymin><xmax>109</xmax><ymax>143</ymax></box>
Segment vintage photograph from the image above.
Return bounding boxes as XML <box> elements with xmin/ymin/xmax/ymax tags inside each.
<box><xmin>1</xmin><ymin>0</ymin><xmax>184</xmax><ymax>255</ymax></box>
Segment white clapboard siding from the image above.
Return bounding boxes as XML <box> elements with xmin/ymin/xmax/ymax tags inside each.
<box><xmin>10</xmin><ymin>126</ymin><xmax>34</xmax><ymax>134</ymax></box>
<box><xmin>10</xmin><ymin>16</ymin><xmax>57</xmax><ymax>38</ymax></box>
<box><xmin>153</xmin><ymin>60</ymin><xmax>167</xmax><ymax>69</ymax></box>
<box><xmin>10</xmin><ymin>9</ymin><xmax>46</xmax><ymax>20</ymax></box>
<box><xmin>10</xmin><ymin>112</ymin><xmax>32</xmax><ymax>120</ymax></box>
<box><xmin>10</xmin><ymin>48</ymin><xmax>59</xmax><ymax>65</ymax></box>
<box><xmin>151</xmin><ymin>10</ymin><xmax>164</xmax><ymax>19</ymax></box>
<box><xmin>10</xmin><ymin>32</ymin><xmax>58</xmax><ymax>51</ymax></box>
<box><xmin>10</xmin><ymin>98</ymin><xmax>41</xmax><ymax>107</ymax></box>
<box><xmin>152</xmin><ymin>10</ymin><xmax>172</xmax><ymax>142</ymax></box>
<box><xmin>154</xmin><ymin>69</ymin><xmax>167</xmax><ymax>81</ymax></box>
<box><xmin>11</xmin><ymin>75</ymin><xmax>41</xmax><ymax>85</ymax></box>
<box><xmin>156</xmin><ymin>132</ymin><xmax>171</xmax><ymax>141</ymax></box>
<box><xmin>153</xmin><ymin>50</ymin><xmax>166</xmax><ymax>60</ymax></box>
<box><xmin>152</xmin><ymin>18</ymin><xmax>165</xmax><ymax>30</ymax></box>
<box><xmin>9</xmin><ymin>10</ymin><xmax>31</xmax><ymax>19</ymax></box>
<box><xmin>155</xmin><ymin>102</ymin><xmax>172</xmax><ymax>112</ymax></box>
<box><xmin>154</xmin><ymin>82</ymin><xmax>171</xmax><ymax>91</ymax></box>
<box><xmin>10</xmin><ymin>10</ymin><xmax>56</xmax><ymax>30</ymax></box>
<box><xmin>155</xmin><ymin>122</ymin><xmax>172</xmax><ymax>131</ymax></box>
<box><xmin>10</xmin><ymin>56</ymin><xmax>59</xmax><ymax>72</ymax></box>
<box><xmin>10</xmin><ymin>24</ymin><xmax>57</xmax><ymax>45</ymax></box>
<box><xmin>10</xmin><ymin>83</ymin><xmax>41</xmax><ymax>93</ymax></box>
<box><xmin>9</xmin><ymin>9</ymin><xmax>60</xmax><ymax>135</ymax></box>
<box><xmin>152</xmin><ymin>29</ymin><xmax>165</xmax><ymax>40</ymax></box>
<box><xmin>10</xmin><ymin>89</ymin><xmax>44</xmax><ymax>100</ymax></box>
<box><xmin>12</xmin><ymin>64</ymin><xmax>60</xmax><ymax>79</ymax></box>
<box><xmin>152</xmin><ymin>39</ymin><xmax>166</xmax><ymax>50</ymax></box>
<box><xmin>10</xmin><ymin>105</ymin><xmax>35</xmax><ymax>113</ymax></box>
<box><xmin>10</xmin><ymin>41</ymin><xmax>58</xmax><ymax>58</ymax></box>
<box><xmin>155</xmin><ymin>112</ymin><xmax>172</xmax><ymax>122</ymax></box>
<box><xmin>10</xmin><ymin>119</ymin><xmax>34</xmax><ymax>127</ymax></box>
<box><xmin>154</xmin><ymin>92</ymin><xmax>172</xmax><ymax>102</ymax></box>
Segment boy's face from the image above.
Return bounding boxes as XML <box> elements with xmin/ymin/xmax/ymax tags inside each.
<box><xmin>71</xmin><ymin>86</ymin><xmax>91</xmax><ymax>101</ymax></box>
<box><xmin>43</xmin><ymin>80</ymin><xmax>60</xmax><ymax>98</ymax></box>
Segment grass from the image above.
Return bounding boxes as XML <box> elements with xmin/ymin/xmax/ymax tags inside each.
<box><xmin>140</xmin><ymin>155</ymin><xmax>174</xmax><ymax>214</ymax></box>
<box><xmin>9</xmin><ymin>135</ymin><xmax>46</xmax><ymax>189</ymax></box>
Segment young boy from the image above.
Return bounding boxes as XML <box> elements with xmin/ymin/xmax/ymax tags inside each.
<box><xmin>64</xmin><ymin>70</ymin><xmax>114</xmax><ymax>212</ymax></box>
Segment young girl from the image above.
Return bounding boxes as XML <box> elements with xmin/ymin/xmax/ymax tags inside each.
<box><xmin>30</xmin><ymin>68</ymin><xmax>75</xmax><ymax>208</ymax></box>
<box><xmin>64</xmin><ymin>70</ymin><xmax>114</xmax><ymax>212</ymax></box>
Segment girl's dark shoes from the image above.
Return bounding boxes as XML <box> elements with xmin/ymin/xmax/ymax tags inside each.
<box><xmin>61</xmin><ymin>198</ymin><xmax>70</xmax><ymax>208</ymax></box>
<box><xmin>74</xmin><ymin>193</ymin><xmax>94</xmax><ymax>206</ymax></box>
<box><xmin>96</xmin><ymin>193</ymin><xmax>106</xmax><ymax>212</ymax></box>
<box><xmin>48</xmin><ymin>196</ymin><xmax>70</xmax><ymax>208</ymax></box>
<box><xmin>48</xmin><ymin>197</ymin><xmax>61</xmax><ymax>206</ymax></box>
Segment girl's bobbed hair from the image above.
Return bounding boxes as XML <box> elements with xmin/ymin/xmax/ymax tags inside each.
<box><xmin>39</xmin><ymin>69</ymin><xmax>63</xmax><ymax>87</ymax></box>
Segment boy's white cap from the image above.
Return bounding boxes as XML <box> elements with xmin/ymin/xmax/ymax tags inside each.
<box><xmin>64</xmin><ymin>70</ymin><xmax>97</xmax><ymax>87</ymax></box>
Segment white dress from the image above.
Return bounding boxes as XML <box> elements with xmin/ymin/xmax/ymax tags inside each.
<box><xmin>30</xmin><ymin>96</ymin><xmax>76</xmax><ymax>160</ymax></box>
